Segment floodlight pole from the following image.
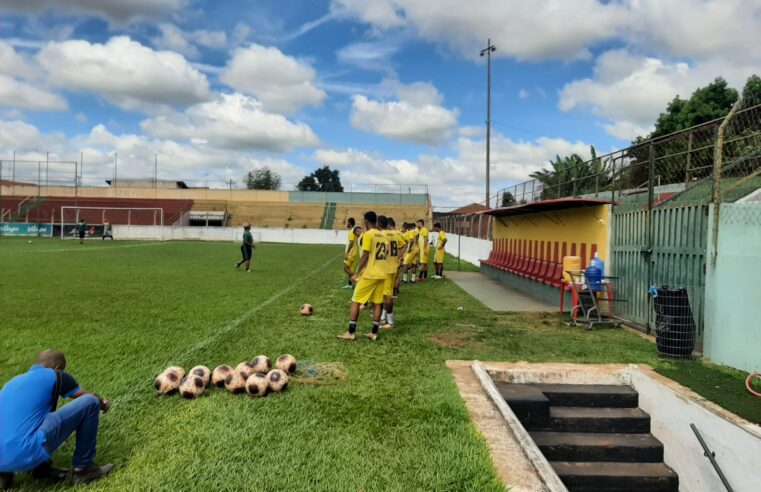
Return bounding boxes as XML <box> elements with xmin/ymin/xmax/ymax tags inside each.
<box><xmin>480</xmin><ymin>39</ymin><xmax>496</xmax><ymax>208</ymax></box>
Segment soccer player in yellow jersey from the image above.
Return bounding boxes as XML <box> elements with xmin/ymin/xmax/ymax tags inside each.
<box><xmin>343</xmin><ymin>219</ymin><xmax>361</xmax><ymax>288</ymax></box>
<box><xmin>402</xmin><ymin>223</ymin><xmax>419</xmax><ymax>283</ymax></box>
<box><xmin>432</xmin><ymin>222</ymin><xmax>448</xmax><ymax>279</ymax></box>
<box><xmin>338</xmin><ymin>211</ymin><xmax>389</xmax><ymax>341</ymax></box>
<box><xmin>379</xmin><ymin>216</ymin><xmax>406</xmax><ymax>329</ymax></box>
<box><xmin>416</xmin><ymin>219</ymin><xmax>430</xmax><ymax>281</ymax></box>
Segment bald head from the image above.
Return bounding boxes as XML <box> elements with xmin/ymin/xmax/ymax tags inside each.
<box><xmin>35</xmin><ymin>349</ymin><xmax>66</xmax><ymax>370</ymax></box>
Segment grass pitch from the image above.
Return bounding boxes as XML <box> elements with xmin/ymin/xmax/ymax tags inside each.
<box><xmin>0</xmin><ymin>238</ymin><xmax>757</xmax><ymax>491</ymax></box>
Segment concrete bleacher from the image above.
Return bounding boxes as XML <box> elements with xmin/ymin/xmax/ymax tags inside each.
<box><xmin>227</xmin><ymin>202</ymin><xmax>326</xmax><ymax>229</ymax></box>
<box><xmin>332</xmin><ymin>204</ymin><xmax>430</xmax><ymax>229</ymax></box>
<box><xmin>0</xmin><ymin>196</ymin><xmax>192</xmax><ymax>226</ymax></box>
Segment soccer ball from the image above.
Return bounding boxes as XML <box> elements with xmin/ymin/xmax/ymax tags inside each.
<box><xmin>275</xmin><ymin>354</ymin><xmax>297</xmax><ymax>374</ymax></box>
<box><xmin>179</xmin><ymin>375</ymin><xmax>205</xmax><ymax>399</ymax></box>
<box><xmin>154</xmin><ymin>369</ymin><xmax>182</xmax><ymax>395</ymax></box>
<box><xmin>211</xmin><ymin>365</ymin><xmax>232</xmax><ymax>388</ymax></box>
<box><xmin>189</xmin><ymin>365</ymin><xmax>211</xmax><ymax>386</ymax></box>
<box><xmin>266</xmin><ymin>369</ymin><xmax>289</xmax><ymax>393</ymax></box>
<box><xmin>235</xmin><ymin>361</ymin><xmax>256</xmax><ymax>380</ymax></box>
<box><xmin>245</xmin><ymin>373</ymin><xmax>268</xmax><ymax>397</ymax></box>
<box><xmin>300</xmin><ymin>304</ymin><xmax>314</xmax><ymax>316</ymax></box>
<box><xmin>249</xmin><ymin>355</ymin><xmax>271</xmax><ymax>374</ymax></box>
<box><xmin>165</xmin><ymin>366</ymin><xmax>186</xmax><ymax>380</ymax></box>
<box><xmin>224</xmin><ymin>371</ymin><xmax>246</xmax><ymax>394</ymax></box>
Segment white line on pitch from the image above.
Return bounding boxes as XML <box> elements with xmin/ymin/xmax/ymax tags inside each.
<box><xmin>111</xmin><ymin>252</ymin><xmax>341</xmax><ymax>406</ymax></box>
<box><xmin>17</xmin><ymin>242</ymin><xmax>168</xmax><ymax>253</ymax></box>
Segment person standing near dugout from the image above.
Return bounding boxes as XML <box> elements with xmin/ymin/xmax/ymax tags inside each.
<box><xmin>432</xmin><ymin>223</ymin><xmax>447</xmax><ymax>278</ymax></box>
<box><xmin>235</xmin><ymin>224</ymin><xmax>255</xmax><ymax>272</ymax></box>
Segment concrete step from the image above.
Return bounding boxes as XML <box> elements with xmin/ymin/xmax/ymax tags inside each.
<box><xmin>495</xmin><ymin>383</ymin><xmax>549</xmax><ymax>425</ymax></box>
<box><xmin>525</xmin><ymin>406</ymin><xmax>651</xmax><ymax>434</ymax></box>
<box><xmin>531</xmin><ymin>432</ymin><xmax>664</xmax><ymax>463</ymax></box>
<box><xmin>551</xmin><ymin>461</ymin><xmax>679</xmax><ymax>492</ymax></box>
<box><xmin>533</xmin><ymin>384</ymin><xmax>639</xmax><ymax>408</ymax></box>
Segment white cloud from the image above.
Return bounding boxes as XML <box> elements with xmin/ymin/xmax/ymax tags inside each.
<box><xmin>0</xmin><ymin>119</ymin><xmax>68</xmax><ymax>153</ymax></box>
<box><xmin>313</xmin><ymin>133</ymin><xmax>591</xmax><ymax>206</ymax></box>
<box><xmin>0</xmin><ymin>74</ymin><xmax>67</xmax><ymax>111</ymax></box>
<box><xmin>37</xmin><ymin>36</ymin><xmax>210</xmax><ymax>111</ymax></box>
<box><xmin>75</xmin><ymin>112</ymin><xmax>87</xmax><ymax>123</ymax></box>
<box><xmin>0</xmin><ymin>0</ymin><xmax>185</xmax><ymax>23</ymax></box>
<box><xmin>221</xmin><ymin>44</ymin><xmax>326</xmax><ymax>114</ymax></box>
<box><xmin>0</xmin><ymin>42</ymin><xmax>35</xmax><ymax>78</ymax></box>
<box><xmin>558</xmin><ymin>49</ymin><xmax>758</xmax><ymax>140</ymax></box>
<box><xmin>194</xmin><ymin>30</ymin><xmax>227</xmax><ymax>49</ymax></box>
<box><xmin>336</xmin><ymin>39</ymin><xmax>402</xmax><ymax>73</ymax></box>
<box><xmin>349</xmin><ymin>80</ymin><xmax>457</xmax><ymax>144</ymax></box>
<box><xmin>518</xmin><ymin>89</ymin><xmax>529</xmax><ymax>99</ymax></box>
<box><xmin>152</xmin><ymin>23</ymin><xmax>198</xmax><ymax>58</ymax></box>
<box><xmin>140</xmin><ymin>93</ymin><xmax>319</xmax><ymax>152</ymax></box>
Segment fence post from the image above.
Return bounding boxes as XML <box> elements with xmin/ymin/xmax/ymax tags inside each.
<box><xmin>710</xmin><ymin>100</ymin><xmax>741</xmax><ymax>267</ymax></box>
<box><xmin>685</xmin><ymin>131</ymin><xmax>693</xmax><ymax>188</ymax></box>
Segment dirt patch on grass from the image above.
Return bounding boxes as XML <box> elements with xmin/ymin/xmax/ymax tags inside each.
<box><xmin>428</xmin><ymin>327</ymin><xmax>485</xmax><ymax>349</ymax></box>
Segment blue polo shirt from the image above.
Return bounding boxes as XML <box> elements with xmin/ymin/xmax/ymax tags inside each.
<box><xmin>0</xmin><ymin>365</ymin><xmax>80</xmax><ymax>472</ymax></box>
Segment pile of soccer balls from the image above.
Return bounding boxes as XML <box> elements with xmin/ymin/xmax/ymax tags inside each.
<box><xmin>154</xmin><ymin>354</ymin><xmax>297</xmax><ymax>399</ymax></box>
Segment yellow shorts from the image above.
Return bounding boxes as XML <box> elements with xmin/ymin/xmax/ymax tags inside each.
<box><xmin>403</xmin><ymin>250</ymin><xmax>419</xmax><ymax>266</ymax></box>
<box><xmin>419</xmin><ymin>249</ymin><xmax>429</xmax><ymax>263</ymax></box>
<box><xmin>352</xmin><ymin>277</ymin><xmax>385</xmax><ymax>305</ymax></box>
<box><xmin>344</xmin><ymin>255</ymin><xmax>358</xmax><ymax>269</ymax></box>
<box><xmin>434</xmin><ymin>248</ymin><xmax>445</xmax><ymax>263</ymax></box>
<box><xmin>383</xmin><ymin>272</ymin><xmax>398</xmax><ymax>297</ymax></box>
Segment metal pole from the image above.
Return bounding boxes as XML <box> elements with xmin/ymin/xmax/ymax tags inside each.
<box><xmin>113</xmin><ymin>152</ymin><xmax>118</xmax><ymax>195</ymax></box>
<box><xmin>12</xmin><ymin>151</ymin><xmax>15</xmax><ymax>196</ymax></box>
<box><xmin>480</xmin><ymin>39</ymin><xmax>496</xmax><ymax>208</ymax></box>
<box><xmin>154</xmin><ymin>153</ymin><xmax>158</xmax><ymax>189</ymax></box>
<box><xmin>690</xmin><ymin>424</ymin><xmax>734</xmax><ymax>492</ymax></box>
<box><xmin>45</xmin><ymin>152</ymin><xmax>49</xmax><ymax>190</ymax></box>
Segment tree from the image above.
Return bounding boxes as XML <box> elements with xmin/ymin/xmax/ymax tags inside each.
<box><xmin>529</xmin><ymin>146</ymin><xmax>610</xmax><ymax>200</ymax></box>
<box><xmin>296</xmin><ymin>166</ymin><xmax>344</xmax><ymax>192</ymax></box>
<box><xmin>501</xmin><ymin>191</ymin><xmax>516</xmax><ymax>207</ymax></box>
<box><xmin>741</xmin><ymin>74</ymin><xmax>761</xmax><ymax>108</ymax></box>
<box><xmin>242</xmin><ymin>167</ymin><xmax>281</xmax><ymax>190</ymax></box>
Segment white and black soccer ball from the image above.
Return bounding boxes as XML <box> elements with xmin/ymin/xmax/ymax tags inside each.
<box><xmin>179</xmin><ymin>375</ymin><xmax>205</xmax><ymax>399</ymax></box>
<box><xmin>245</xmin><ymin>373</ymin><xmax>268</xmax><ymax>397</ymax></box>
<box><xmin>224</xmin><ymin>371</ymin><xmax>246</xmax><ymax>394</ymax></box>
<box><xmin>189</xmin><ymin>365</ymin><xmax>211</xmax><ymax>386</ymax></box>
<box><xmin>164</xmin><ymin>366</ymin><xmax>186</xmax><ymax>380</ymax></box>
<box><xmin>249</xmin><ymin>355</ymin><xmax>271</xmax><ymax>374</ymax></box>
<box><xmin>275</xmin><ymin>354</ymin><xmax>297</xmax><ymax>374</ymax></box>
<box><xmin>211</xmin><ymin>365</ymin><xmax>232</xmax><ymax>388</ymax></box>
<box><xmin>300</xmin><ymin>303</ymin><xmax>314</xmax><ymax>316</ymax></box>
<box><xmin>235</xmin><ymin>361</ymin><xmax>256</xmax><ymax>381</ymax></box>
<box><xmin>266</xmin><ymin>369</ymin><xmax>289</xmax><ymax>393</ymax></box>
<box><xmin>154</xmin><ymin>369</ymin><xmax>182</xmax><ymax>395</ymax></box>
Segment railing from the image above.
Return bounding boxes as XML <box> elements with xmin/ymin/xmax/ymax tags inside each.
<box><xmin>690</xmin><ymin>423</ymin><xmax>734</xmax><ymax>492</ymax></box>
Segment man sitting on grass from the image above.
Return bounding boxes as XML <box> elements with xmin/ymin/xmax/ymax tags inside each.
<box><xmin>0</xmin><ymin>350</ymin><xmax>113</xmax><ymax>488</ymax></box>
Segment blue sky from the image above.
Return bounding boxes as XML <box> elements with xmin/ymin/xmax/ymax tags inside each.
<box><xmin>0</xmin><ymin>0</ymin><xmax>758</xmax><ymax>207</ymax></box>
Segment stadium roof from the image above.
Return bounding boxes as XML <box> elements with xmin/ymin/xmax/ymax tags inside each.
<box><xmin>446</xmin><ymin>203</ymin><xmax>491</xmax><ymax>215</ymax></box>
<box><xmin>481</xmin><ymin>198</ymin><xmax>614</xmax><ymax>217</ymax></box>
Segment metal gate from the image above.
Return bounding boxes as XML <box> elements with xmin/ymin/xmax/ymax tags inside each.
<box><xmin>612</xmin><ymin>203</ymin><xmax>708</xmax><ymax>335</ymax></box>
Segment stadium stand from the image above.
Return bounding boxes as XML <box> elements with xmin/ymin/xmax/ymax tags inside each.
<box><xmin>0</xmin><ymin>196</ymin><xmax>192</xmax><ymax>225</ymax></box>
<box><xmin>226</xmin><ymin>202</ymin><xmax>326</xmax><ymax>229</ymax></box>
<box><xmin>332</xmin><ymin>205</ymin><xmax>431</xmax><ymax>229</ymax></box>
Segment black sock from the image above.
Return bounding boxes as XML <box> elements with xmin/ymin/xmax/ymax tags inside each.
<box><xmin>348</xmin><ymin>320</ymin><xmax>357</xmax><ymax>334</ymax></box>
<box><xmin>393</xmin><ymin>287</ymin><xmax>399</xmax><ymax>296</ymax></box>
<box><xmin>372</xmin><ymin>321</ymin><xmax>380</xmax><ymax>334</ymax></box>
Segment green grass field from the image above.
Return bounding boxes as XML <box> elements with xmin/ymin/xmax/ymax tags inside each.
<box><xmin>0</xmin><ymin>238</ymin><xmax>758</xmax><ymax>491</ymax></box>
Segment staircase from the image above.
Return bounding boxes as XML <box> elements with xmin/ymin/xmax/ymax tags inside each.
<box><xmin>320</xmin><ymin>202</ymin><xmax>336</xmax><ymax>229</ymax></box>
<box><xmin>11</xmin><ymin>196</ymin><xmax>45</xmax><ymax>222</ymax></box>
<box><xmin>498</xmin><ymin>383</ymin><xmax>679</xmax><ymax>492</ymax></box>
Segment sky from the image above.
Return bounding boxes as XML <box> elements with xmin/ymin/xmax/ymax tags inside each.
<box><xmin>0</xmin><ymin>0</ymin><xmax>759</xmax><ymax>208</ymax></box>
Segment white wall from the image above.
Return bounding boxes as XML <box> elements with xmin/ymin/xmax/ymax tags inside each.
<box><xmin>630</xmin><ymin>365</ymin><xmax>761</xmax><ymax>492</ymax></box>
<box><xmin>113</xmin><ymin>225</ymin><xmax>347</xmax><ymax>245</ymax></box>
<box><xmin>445</xmin><ymin>233</ymin><xmax>492</xmax><ymax>267</ymax></box>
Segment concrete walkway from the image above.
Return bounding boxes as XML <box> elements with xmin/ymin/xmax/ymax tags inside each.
<box><xmin>446</xmin><ymin>271</ymin><xmax>555</xmax><ymax>312</ymax></box>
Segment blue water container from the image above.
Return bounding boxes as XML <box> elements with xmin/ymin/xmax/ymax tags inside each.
<box><xmin>585</xmin><ymin>265</ymin><xmax>602</xmax><ymax>292</ymax></box>
<box><xmin>590</xmin><ymin>252</ymin><xmax>605</xmax><ymax>276</ymax></box>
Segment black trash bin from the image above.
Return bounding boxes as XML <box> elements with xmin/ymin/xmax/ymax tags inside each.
<box><xmin>652</xmin><ymin>286</ymin><xmax>696</xmax><ymax>358</ymax></box>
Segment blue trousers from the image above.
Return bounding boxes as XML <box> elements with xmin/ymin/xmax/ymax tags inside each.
<box><xmin>39</xmin><ymin>394</ymin><xmax>100</xmax><ymax>469</ymax></box>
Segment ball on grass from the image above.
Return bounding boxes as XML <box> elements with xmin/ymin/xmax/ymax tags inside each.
<box><xmin>300</xmin><ymin>304</ymin><xmax>314</xmax><ymax>316</ymax></box>
<box><xmin>179</xmin><ymin>375</ymin><xmax>205</xmax><ymax>399</ymax></box>
<box><xmin>189</xmin><ymin>365</ymin><xmax>211</xmax><ymax>386</ymax></box>
<box><xmin>224</xmin><ymin>371</ymin><xmax>246</xmax><ymax>394</ymax></box>
<box><xmin>235</xmin><ymin>361</ymin><xmax>256</xmax><ymax>380</ymax></box>
<box><xmin>275</xmin><ymin>354</ymin><xmax>297</xmax><ymax>374</ymax></box>
<box><xmin>154</xmin><ymin>369</ymin><xmax>182</xmax><ymax>395</ymax></box>
<box><xmin>211</xmin><ymin>365</ymin><xmax>232</xmax><ymax>388</ymax></box>
<box><xmin>245</xmin><ymin>373</ymin><xmax>268</xmax><ymax>397</ymax></box>
<box><xmin>249</xmin><ymin>355</ymin><xmax>271</xmax><ymax>374</ymax></box>
<box><xmin>164</xmin><ymin>366</ymin><xmax>186</xmax><ymax>380</ymax></box>
<box><xmin>27</xmin><ymin>240</ymin><xmax>32</xmax><ymax>244</ymax></box>
<box><xmin>266</xmin><ymin>369</ymin><xmax>289</xmax><ymax>393</ymax></box>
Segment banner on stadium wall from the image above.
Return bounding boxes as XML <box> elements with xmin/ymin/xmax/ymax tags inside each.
<box><xmin>0</xmin><ymin>222</ymin><xmax>53</xmax><ymax>237</ymax></box>
<box><xmin>58</xmin><ymin>224</ymin><xmax>107</xmax><ymax>239</ymax></box>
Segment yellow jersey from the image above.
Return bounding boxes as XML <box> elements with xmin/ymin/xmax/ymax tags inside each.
<box><xmin>346</xmin><ymin>229</ymin><xmax>357</xmax><ymax>256</ymax></box>
<box><xmin>359</xmin><ymin>228</ymin><xmax>390</xmax><ymax>280</ymax></box>
<box><xmin>418</xmin><ymin>227</ymin><xmax>429</xmax><ymax>251</ymax></box>
<box><xmin>384</xmin><ymin>229</ymin><xmax>406</xmax><ymax>274</ymax></box>
<box><xmin>436</xmin><ymin>231</ymin><xmax>446</xmax><ymax>250</ymax></box>
<box><xmin>406</xmin><ymin>229</ymin><xmax>419</xmax><ymax>252</ymax></box>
